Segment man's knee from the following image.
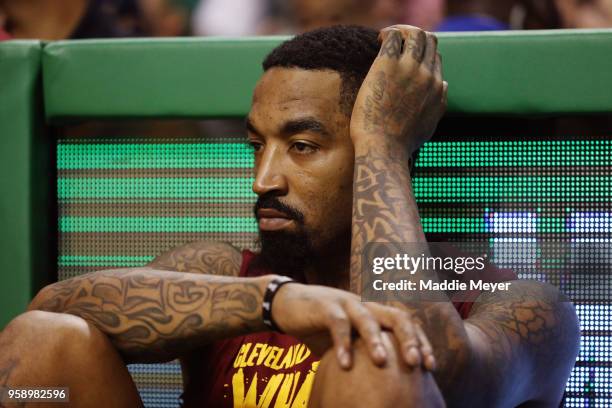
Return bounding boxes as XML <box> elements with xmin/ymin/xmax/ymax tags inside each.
<box><xmin>3</xmin><ymin>310</ymin><xmax>103</xmax><ymax>356</ymax></box>
<box><xmin>1</xmin><ymin>311</ymin><xmax>142</xmax><ymax>407</ymax></box>
<box><xmin>1</xmin><ymin>311</ymin><xmax>118</xmax><ymax>384</ymax></box>
<box><xmin>310</xmin><ymin>332</ymin><xmax>445</xmax><ymax>408</ymax></box>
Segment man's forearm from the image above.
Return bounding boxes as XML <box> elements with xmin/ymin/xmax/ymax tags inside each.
<box><xmin>29</xmin><ymin>269</ymin><xmax>275</xmax><ymax>363</ymax></box>
<box><xmin>349</xmin><ymin>141</ymin><xmax>426</xmax><ymax>290</ymax></box>
<box><xmin>349</xmin><ymin>140</ymin><xmax>471</xmax><ymax>396</ymax></box>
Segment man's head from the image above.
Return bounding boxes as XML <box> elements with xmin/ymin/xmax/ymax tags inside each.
<box><xmin>246</xmin><ymin>26</ymin><xmax>379</xmax><ymax>273</ymax></box>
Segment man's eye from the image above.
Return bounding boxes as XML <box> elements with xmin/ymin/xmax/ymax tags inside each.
<box><xmin>248</xmin><ymin>141</ymin><xmax>263</xmax><ymax>152</ymax></box>
<box><xmin>291</xmin><ymin>142</ymin><xmax>317</xmax><ymax>154</ymax></box>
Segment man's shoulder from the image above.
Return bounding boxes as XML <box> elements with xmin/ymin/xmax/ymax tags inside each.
<box><xmin>147</xmin><ymin>241</ymin><xmax>242</xmax><ymax>276</ymax></box>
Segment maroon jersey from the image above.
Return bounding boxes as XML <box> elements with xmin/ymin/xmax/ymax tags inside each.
<box><xmin>181</xmin><ymin>250</ymin><xmax>516</xmax><ymax>408</ymax></box>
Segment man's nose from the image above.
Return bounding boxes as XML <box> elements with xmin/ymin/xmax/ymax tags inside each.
<box><xmin>252</xmin><ymin>146</ymin><xmax>288</xmax><ymax>196</ymax></box>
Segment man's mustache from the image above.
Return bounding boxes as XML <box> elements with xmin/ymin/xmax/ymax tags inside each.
<box><xmin>254</xmin><ymin>194</ymin><xmax>305</xmax><ymax>224</ymax></box>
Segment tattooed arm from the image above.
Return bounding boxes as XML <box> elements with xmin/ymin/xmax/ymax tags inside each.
<box><xmin>349</xmin><ymin>25</ymin><xmax>579</xmax><ymax>406</ymax></box>
<box><xmin>462</xmin><ymin>281</ymin><xmax>579</xmax><ymax>406</ymax></box>
<box><xmin>350</xmin><ymin>24</ymin><xmax>466</xmax><ymax>393</ymax></box>
<box><xmin>146</xmin><ymin>241</ymin><xmax>243</xmax><ymax>276</ymax></box>
<box><xmin>27</xmin><ymin>241</ymin><xmax>273</xmax><ymax>363</ymax></box>
<box><xmin>27</xmin><ymin>241</ymin><xmax>427</xmax><ymax>368</ymax></box>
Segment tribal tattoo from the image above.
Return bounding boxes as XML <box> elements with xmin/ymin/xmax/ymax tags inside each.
<box><xmin>30</xmin><ymin>242</ymin><xmax>269</xmax><ymax>363</ymax></box>
<box><xmin>148</xmin><ymin>241</ymin><xmax>242</xmax><ymax>276</ymax></box>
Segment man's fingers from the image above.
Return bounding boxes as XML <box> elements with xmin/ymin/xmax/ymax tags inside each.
<box><xmin>382</xmin><ymin>309</ymin><xmax>423</xmax><ymax>367</ymax></box>
<box><xmin>389</xmin><ymin>310</ymin><xmax>424</xmax><ymax>368</ymax></box>
<box><xmin>402</xmin><ymin>29</ymin><xmax>427</xmax><ymax>63</ymax></box>
<box><xmin>325</xmin><ymin>307</ymin><xmax>353</xmax><ymax>369</ymax></box>
<box><xmin>415</xmin><ymin>324</ymin><xmax>437</xmax><ymax>371</ymax></box>
<box><xmin>442</xmin><ymin>80</ymin><xmax>449</xmax><ymax>107</ymax></box>
<box><xmin>346</xmin><ymin>302</ymin><xmax>388</xmax><ymax>366</ymax></box>
<box><xmin>434</xmin><ymin>52</ymin><xmax>443</xmax><ymax>80</ymax></box>
<box><xmin>423</xmin><ymin>32</ymin><xmax>438</xmax><ymax>72</ymax></box>
<box><xmin>378</xmin><ymin>28</ymin><xmax>403</xmax><ymax>60</ymax></box>
<box><xmin>378</xmin><ymin>26</ymin><xmax>394</xmax><ymax>43</ymax></box>
<box><xmin>378</xmin><ymin>26</ymin><xmax>431</xmax><ymax>66</ymax></box>
<box><xmin>365</xmin><ymin>304</ymin><xmax>425</xmax><ymax>368</ymax></box>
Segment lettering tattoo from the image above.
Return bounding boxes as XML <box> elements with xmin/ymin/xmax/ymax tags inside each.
<box><xmin>31</xmin><ymin>242</ymin><xmax>266</xmax><ymax>363</ymax></box>
<box><xmin>361</xmin><ymin>71</ymin><xmax>419</xmax><ymax>142</ymax></box>
<box><xmin>351</xmin><ymin>33</ymin><xmax>576</xmax><ymax>402</ymax></box>
<box><xmin>350</xmin><ymin>146</ymin><xmax>422</xmax><ymax>293</ymax></box>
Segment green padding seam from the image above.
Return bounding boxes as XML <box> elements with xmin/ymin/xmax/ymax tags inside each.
<box><xmin>42</xmin><ymin>30</ymin><xmax>612</xmax><ymax>120</ymax></box>
<box><xmin>0</xmin><ymin>41</ymin><xmax>45</xmax><ymax>328</ymax></box>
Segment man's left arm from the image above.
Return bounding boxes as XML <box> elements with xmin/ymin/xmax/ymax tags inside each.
<box><xmin>348</xmin><ymin>25</ymin><xmax>580</xmax><ymax>406</ymax></box>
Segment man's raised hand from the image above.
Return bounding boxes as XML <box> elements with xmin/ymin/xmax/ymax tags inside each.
<box><xmin>350</xmin><ymin>25</ymin><xmax>447</xmax><ymax>155</ymax></box>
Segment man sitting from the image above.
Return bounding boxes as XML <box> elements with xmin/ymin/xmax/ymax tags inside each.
<box><xmin>0</xmin><ymin>25</ymin><xmax>579</xmax><ymax>407</ymax></box>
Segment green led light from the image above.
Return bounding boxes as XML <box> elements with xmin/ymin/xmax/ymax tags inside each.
<box><xmin>414</xmin><ymin>176</ymin><xmax>612</xmax><ymax>202</ymax></box>
<box><xmin>58</xmin><ymin>177</ymin><xmax>255</xmax><ymax>199</ymax></box>
<box><xmin>60</xmin><ymin>216</ymin><xmax>257</xmax><ymax>233</ymax></box>
<box><xmin>538</xmin><ymin>217</ymin><xmax>566</xmax><ymax>233</ymax></box>
<box><xmin>421</xmin><ymin>217</ymin><xmax>485</xmax><ymax>233</ymax></box>
<box><xmin>417</xmin><ymin>140</ymin><xmax>612</xmax><ymax>167</ymax></box>
<box><xmin>59</xmin><ymin>216</ymin><xmax>486</xmax><ymax>234</ymax></box>
<box><xmin>58</xmin><ymin>255</ymin><xmax>154</xmax><ymax>267</ymax></box>
<box><xmin>58</xmin><ymin>143</ymin><xmax>254</xmax><ymax>169</ymax></box>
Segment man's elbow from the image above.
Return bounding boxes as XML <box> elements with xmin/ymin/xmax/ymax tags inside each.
<box><xmin>545</xmin><ymin>290</ymin><xmax>580</xmax><ymax>395</ymax></box>
<box><xmin>28</xmin><ymin>284</ymin><xmax>58</xmax><ymax>311</ymax></box>
<box><xmin>526</xmin><ymin>282</ymin><xmax>581</xmax><ymax>404</ymax></box>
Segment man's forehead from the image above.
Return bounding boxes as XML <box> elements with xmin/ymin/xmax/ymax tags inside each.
<box><xmin>248</xmin><ymin>67</ymin><xmax>349</xmax><ymax>138</ymax></box>
<box><xmin>252</xmin><ymin>67</ymin><xmax>343</xmax><ymax>107</ymax></box>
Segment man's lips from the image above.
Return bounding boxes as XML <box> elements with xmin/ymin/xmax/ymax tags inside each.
<box><xmin>257</xmin><ymin>208</ymin><xmax>290</xmax><ymax>219</ymax></box>
<box><xmin>257</xmin><ymin>208</ymin><xmax>294</xmax><ymax>231</ymax></box>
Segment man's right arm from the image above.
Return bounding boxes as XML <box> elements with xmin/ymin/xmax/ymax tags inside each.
<box><xmin>28</xmin><ymin>241</ymin><xmax>432</xmax><ymax>368</ymax></box>
<box><xmin>28</xmin><ymin>241</ymin><xmax>273</xmax><ymax>363</ymax></box>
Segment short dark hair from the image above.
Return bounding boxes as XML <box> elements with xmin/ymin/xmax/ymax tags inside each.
<box><xmin>262</xmin><ymin>25</ymin><xmax>380</xmax><ymax>115</ymax></box>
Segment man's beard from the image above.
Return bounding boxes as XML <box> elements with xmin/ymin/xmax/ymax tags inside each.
<box><xmin>253</xmin><ymin>194</ymin><xmax>316</xmax><ymax>277</ymax></box>
<box><xmin>257</xmin><ymin>229</ymin><xmax>316</xmax><ymax>277</ymax></box>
